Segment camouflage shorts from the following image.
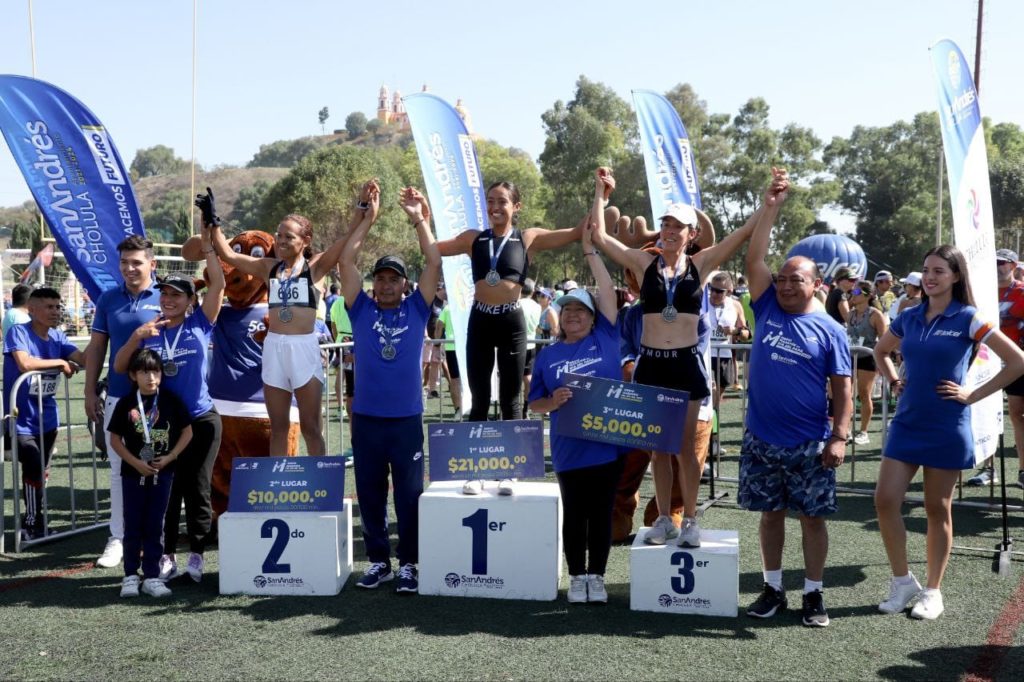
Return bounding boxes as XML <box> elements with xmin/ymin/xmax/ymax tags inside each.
<box><xmin>737</xmin><ymin>430</ymin><xmax>837</xmax><ymax>517</ymax></box>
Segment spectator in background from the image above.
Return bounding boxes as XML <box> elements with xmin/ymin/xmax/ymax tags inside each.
<box><xmin>535</xmin><ymin>288</ymin><xmax>559</xmax><ymax>340</ymax></box>
<box><xmin>708</xmin><ymin>272</ymin><xmax>749</xmax><ymax>405</ymax></box>
<box><xmin>824</xmin><ymin>267</ymin><xmax>857</xmax><ymax>325</ymax></box>
<box><xmin>734</xmin><ymin>275</ymin><xmax>754</xmax><ymax>390</ymax></box>
<box><xmin>519</xmin><ymin>278</ymin><xmax>542</xmax><ymax>408</ymax></box>
<box><xmin>874</xmin><ymin>271</ymin><xmax>896</xmax><ymax>315</ymax></box>
<box><xmin>846</xmin><ymin>280</ymin><xmax>888</xmax><ymax>446</ymax></box>
<box><xmin>435</xmin><ymin>291</ymin><xmax>462</xmax><ymax>420</ymax></box>
<box><xmin>422</xmin><ymin>283</ymin><xmax>445</xmax><ymax>399</ymax></box>
<box><xmin>330</xmin><ymin>286</ymin><xmax>355</xmax><ymax>422</ymax></box>
<box><xmin>3</xmin><ymin>287</ymin><xmax>85</xmax><ymax>540</ymax></box>
<box><xmin>2</xmin><ymin>284</ymin><xmax>34</xmax><ymax>338</ymax></box>
<box><xmin>891</xmin><ymin>272</ymin><xmax>923</xmax><ymax>319</ymax></box>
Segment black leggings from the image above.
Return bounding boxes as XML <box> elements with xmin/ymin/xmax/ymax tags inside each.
<box><xmin>163</xmin><ymin>409</ymin><xmax>222</xmax><ymax>554</ymax></box>
<box><xmin>556</xmin><ymin>457</ymin><xmax>624</xmax><ymax>576</ymax></box>
<box><xmin>466</xmin><ymin>305</ymin><xmax>527</xmax><ymax>421</ymax></box>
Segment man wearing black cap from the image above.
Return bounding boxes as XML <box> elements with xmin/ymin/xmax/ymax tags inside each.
<box><xmin>969</xmin><ymin>249</ymin><xmax>1024</xmax><ymax>487</ymax></box>
<box><xmin>339</xmin><ymin>187</ymin><xmax>441</xmax><ymax>594</ymax></box>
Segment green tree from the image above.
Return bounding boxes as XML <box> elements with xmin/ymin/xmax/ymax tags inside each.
<box><xmin>259</xmin><ymin>146</ymin><xmax>412</xmax><ymax>275</ymax></box>
<box><xmin>318</xmin><ymin>106</ymin><xmax>330</xmax><ymax>135</ymax></box>
<box><xmin>247</xmin><ymin>137</ymin><xmax>325</xmax><ymax>168</ymax></box>
<box><xmin>130</xmin><ymin>145</ymin><xmax>190</xmax><ymax>181</ymax></box>
<box><xmin>825</xmin><ymin>112</ymin><xmax>948</xmax><ymax>276</ymax></box>
<box><xmin>988</xmin><ymin>122</ymin><xmax>1024</xmax><ymax>247</ymax></box>
<box><xmin>345</xmin><ymin>111</ymin><xmax>368</xmax><ymax>139</ymax></box>
<box><xmin>365</xmin><ymin>119</ymin><xmax>383</xmax><ymax>137</ymax></box>
<box><xmin>142</xmin><ymin>189</ymin><xmax>193</xmax><ymax>246</ymax></box>
<box><xmin>230</xmin><ymin>180</ymin><xmax>273</xmax><ymax>233</ymax></box>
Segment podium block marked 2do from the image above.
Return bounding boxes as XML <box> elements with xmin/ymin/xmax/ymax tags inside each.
<box><xmin>419</xmin><ymin>481</ymin><xmax>562</xmax><ymax>601</ymax></box>
<box><xmin>630</xmin><ymin>528</ymin><xmax>739</xmax><ymax>617</ymax></box>
<box><xmin>219</xmin><ymin>501</ymin><xmax>353</xmax><ymax>596</ymax></box>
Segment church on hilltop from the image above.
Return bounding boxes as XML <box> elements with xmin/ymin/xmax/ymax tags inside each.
<box><xmin>377</xmin><ymin>84</ymin><xmax>475</xmax><ymax>135</ymax></box>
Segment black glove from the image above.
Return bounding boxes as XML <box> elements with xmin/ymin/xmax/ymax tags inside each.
<box><xmin>194</xmin><ymin>186</ymin><xmax>221</xmax><ymax>227</ymax></box>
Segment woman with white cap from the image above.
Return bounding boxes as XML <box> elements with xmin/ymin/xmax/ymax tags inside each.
<box><xmin>591</xmin><ymin>166</ymin><xmax>790</xmax><ymax>547</ymax></box>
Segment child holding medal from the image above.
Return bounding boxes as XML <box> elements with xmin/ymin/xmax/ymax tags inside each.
<box><xmin>114</xmin><ymin>221</ymin><xmax>225</xmax><ymax>583</ymax></box>
<box><xmin>107</xmin><ymin>349</ymin><xmax>193</xmax><ymax>598</ymax></box>
<box><xmin>203</xmin><ymin>181</ymin><xmax>379</xmax><ymax>456</ymax></box>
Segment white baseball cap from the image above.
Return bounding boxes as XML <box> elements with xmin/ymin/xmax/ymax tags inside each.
<box><xmin>659</xmin><ymin>202</ymin><xmax>698</xmax><ymax>227</ymax></box>
<box><xmin>901</xmin><ymin>272</ymin><xmax>922</xmax><ymax>287</ymax></box>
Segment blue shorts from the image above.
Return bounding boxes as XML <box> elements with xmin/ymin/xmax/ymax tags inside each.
<box><xmin>738</xmin><ymin>430</ymin><xmax>836</xmax><ymax>517</ymax></box>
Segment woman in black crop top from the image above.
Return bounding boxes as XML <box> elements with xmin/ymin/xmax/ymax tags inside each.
<box><xmin>592</xmin><ymin>166</ymin><xmax>790</xmax><ymax>548</ymax></box>
<box><xmin>432</xmin><ymin>180</ymin><xmax>589</xmax><ymax>436</ymax></box>
<box><xmin>206</xmin><ymin>179</ymin><xmax>379</xmax><ymax>457</ymax></box>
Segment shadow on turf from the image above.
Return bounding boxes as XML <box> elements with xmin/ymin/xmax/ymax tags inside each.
<box><xmin>876</xmin><ymin>644</ymin><xmax>1023</xmax><ymax>682</ymax></box>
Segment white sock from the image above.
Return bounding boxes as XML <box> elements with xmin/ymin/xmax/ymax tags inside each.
<box><xmin>893</xmin><ymin>573</ymin><xmax>916</xmax><ymax>586</ymax></box>
<box><xmin>804</xmin><ymin>578</ymin><xmax>823</xmax><ymax>594</ymax></box>
<box><xmin>763</xmin><ymin>569</ymin><xmax>783</xmax><ymax>591</ymax></box>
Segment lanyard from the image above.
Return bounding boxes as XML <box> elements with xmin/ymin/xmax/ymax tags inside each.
<box><xmin>135</xmin><ymin>390</ymin><xmax>158</xmax><ymax>445</ymax></box>
<box><xmin>277</xmin><ymin>256</ymin><xmax>306</xmax><ymax>303</ymax></box>
<box><xmin>488</xmin><ymin>230</ymin><xmax>513</xmax><ymax>273</ymax></box>
<box><xmin>162</xmin><ymin>321</ymin><xmax>185</xmax><ymax>363</ymax></box>
<box><xmin>375</xmin><ymin>307</ymin><xmax>401</xmax><ymax>355</ymax></box>
<box><xmin>659</xmin><ymin>255</ymin><xmax>683</xmax><ymax>306</ymax></box>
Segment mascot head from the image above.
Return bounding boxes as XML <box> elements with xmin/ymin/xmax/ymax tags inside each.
<box><xmin>182</xmin><ymin>230</ymin><xmax>276</xmax><ymax>308</ymax></box>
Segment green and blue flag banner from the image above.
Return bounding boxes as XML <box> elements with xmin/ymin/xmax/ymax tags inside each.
<box><xmin>0</xmin><ymin>75</ymin><xmax>146</xmax><ymax>301</ymax></box>
<box><xmin>929</xmin><ymin>39</ymin><xmax>1000</xmax><ymax>462</ymax></box>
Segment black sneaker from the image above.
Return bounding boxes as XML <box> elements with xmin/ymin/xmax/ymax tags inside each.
<box><xmin>747</xmin><ymin>583</ymin><xmax>787</xmax><ymax>618</ymax></box>
<box><xmin>801</xmin><ymin>590</ymin><xmax>830</xmax><ymax>627</ymax></box>
<box><xmin>356</xmin><ymin>562</ymin><xmax>393</xmax><ymax>589</ymax></box>
<box><xmin>395</xmin><ymin>563</ymin><xmax>418</xmax><ymax>594</ymax></box>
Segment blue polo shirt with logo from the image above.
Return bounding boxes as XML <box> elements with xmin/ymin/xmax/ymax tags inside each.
<box><xmin>92</xmin><ymin>284</ymin><xmax>162</xmax><ymax>398</ymax></box>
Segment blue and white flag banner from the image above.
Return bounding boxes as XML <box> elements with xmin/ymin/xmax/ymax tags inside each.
<box><xmin>632</xmin><ymin>89</ymin><xmax>702</xmax><ymax>225</ymax></box>
<box><xmin>404</xmin><ymin>93</ymin><xmax>487</xmax><ymax>404</ymax></box>
<box><xmin>0</xmin><ymin>75</ymin><xmax>146</xmax><ymax>301</ymax></box>
<box><xmin>929</xmin><ymin>39</ymin><xmax>1000</xmax><ymax>463</ymax></box>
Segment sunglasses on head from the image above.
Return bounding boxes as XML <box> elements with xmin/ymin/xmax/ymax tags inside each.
<box><xmin>709</xmin><ymin>286</ymin><xmax>727</xmax><ymax>294</ymax></box>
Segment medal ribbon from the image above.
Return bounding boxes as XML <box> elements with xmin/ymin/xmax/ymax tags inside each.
<box><xmin>659</xmin><ymin>255</ymin><xmax>683</xmax><ymax>310</ymax></box>
<box><xmin>277</xmin><ymin>255</ymin><xmax>306</xmax><ymax>307</ymax></box>
<box><xmin>375</xmin><ymin>307</ymin><xmax>400</xmax><ymax>358</ymax></box>
<box><xmin>161</xmin><ymin>321</ymin><xmax>185</xmax><ymax>365</ymax></box>
<box><xmin>488</xmin><ymin>229</ymin><xmax>513</xmax><ymax>277</ymax></box>
<box><xmin>135</xmin><ymin>389</ymin><xmax>159</xmax><ymax>446</ymax></box>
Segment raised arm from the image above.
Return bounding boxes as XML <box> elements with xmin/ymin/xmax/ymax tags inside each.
<box><xmin>338</xmin><ymin>184</ymin><xmax>380</xmax><ymax>303</ymax></box>
<box><xmin>585</xmin><ymin>171</ymin><xmax>617</xmax><ymax>325</ymax></box>
<box><xmin>745</xmin><ymin>167</ymin><xmax>790</xmax><ymax>301</ymax></box>
<box><xmin>401</xmin><ymin>188</ymin><xmax>442</xmax><ymax>305</ymax></box>
<box><xmin>588</xmin><ymin>168</ymin><xmax>652</xmax><ymax>278</ymax></box>
<box><xmin>312</xmin><ymin>179</ymin><xmax>379</xmax><ymax>280</ymax></box>
<box><xmin>199</xmin><ymin>223</ymin><xmax>226</xmax><ymax>323</ymax></box>
<box><xmin>695</xmin><ymin>168</ymin><xmax>788</xmax><ymax>281</ymax></box>
<box><xmin>197</xmin><ymin>187</ymin><xmax>276</xmax><ymax>280</ymax></box>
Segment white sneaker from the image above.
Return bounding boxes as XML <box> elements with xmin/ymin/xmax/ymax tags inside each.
<box><xmin>97</xmin><ymin>537</ymin><xmax>123</xmax><ymax>568</ymax></box>
<box><xmin>186</xmin><ymin>553</ymin><xmax>204</xmax><ymax>583</ymax></box>
<box><xmin>462</xmin><ymin>480</ymin><xmax>483</xmax><ymax>495</ymax></box>
<box><xmin>587</xmin><ymin>574</ymin><xmax>608</xmax><ymax>603</ymax></box>
<box><xmin>120</xmin><ymin>575</ymin><xmax>140</xmax><ymax>598</ymax></box>
<box><xmin>497</xmin><ymin>479</ymin><xmax>516</xmax><ymax>496</ymax></box>
<box><xmin>644</xmin><ymin>515</ymin><xmax>679</xmax><ymax>545</ymax></box>
<box><xmin>878</xmin><ymin>573</ymin><xmax>922</xmax><ymax>614</ymax></box>
<box><xmin>910</xmin><ymin>588</ymin><xmax>944</xmax><ymax>620</ymax></box>
<box><xmin>158</xmin><ymin>554</ymin><xmax>179</xmax><ymax>582</ymax></box>
<box><xmin>141</xmin><ymin>578</ymin><xmax>172</xmax><ymax>598</ymax></box>
<box><xmin>853</xmin><ymin>431</ymin><xmax>870</xmax><ymax>446</ymax></box>
<box><xmin>567</xmin><ymin>575</ymin><xmax>588</xmax><ymax>604</ymax></box>
<box><xmin>678</xmin><ymin>517</ymin><xmax>701</xmax><ymax>548</ymax></box>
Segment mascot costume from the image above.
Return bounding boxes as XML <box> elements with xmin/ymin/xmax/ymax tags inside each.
<box><xmin>183</xmin><ymin>230</ymin><xmax>300</xmax><ymax>517</ymax></box>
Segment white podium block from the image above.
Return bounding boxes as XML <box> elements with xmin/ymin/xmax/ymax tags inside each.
<box><xmin>219</xmin><ymin>500</ymin><xmax>353</xmax><ymax>596</ymax></box>
<box><xmin>630</xmin><ymin>528</ymin><xmax>739</xmax><ymax>617</ymax></box>
<box><xmin>419</xmin><ymin>481</ymin><xmax>562</xmax><ymax>601</ymax></box>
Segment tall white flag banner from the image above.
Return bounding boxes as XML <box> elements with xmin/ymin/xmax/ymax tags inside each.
<box><xmin>929</xmin><ymin>39</ymin><xmax>1001</xmax><ymax>463</ymax></box>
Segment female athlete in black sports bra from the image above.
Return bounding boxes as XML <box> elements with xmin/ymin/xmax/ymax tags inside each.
<box><xmin>206</xmin><ymin>179</ymin><xmax>380</xmax><ymax>457</ymax></box>
<box><xmin>592</xmin><ymin>166</ymin><xmax>790</xmax><ymax>547</ymax></box>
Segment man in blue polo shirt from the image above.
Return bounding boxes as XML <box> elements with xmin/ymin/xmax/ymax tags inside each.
<box><xmin>741</xmin><ymin>179</ymin><xmax>852</xmax><ymax>628</ymax></box>
<box><xmin>339</xmin><ymin>185</ymin><xmax>440</xmax><ymax>594</ymax></box>
<box><xmin>3</xmin><ymin>288</ymin><xmax>86</xmax><ymax>540</ymax></box>
<box><xmin>84</xmin><ymin>235</ymin><xmax>162</xmax><ymax>568</ymax></box>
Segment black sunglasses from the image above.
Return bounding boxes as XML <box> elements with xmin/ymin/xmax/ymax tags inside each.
<box><xmin>709</xmin><ymin>286</ymin><xmax>728</xmax><ymax>294</ymax></box>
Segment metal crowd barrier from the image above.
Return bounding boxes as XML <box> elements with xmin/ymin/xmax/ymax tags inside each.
<box><xmin>1</xmin><ymin>369</ymin><xmax>105</xmax><ymax>554</ymax></box>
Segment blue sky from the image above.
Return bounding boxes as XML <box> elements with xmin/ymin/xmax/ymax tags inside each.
<box><xmin>1</xmin><ymin>0</ymin><xmax>1022</xmax><ymax>231</ymax></box>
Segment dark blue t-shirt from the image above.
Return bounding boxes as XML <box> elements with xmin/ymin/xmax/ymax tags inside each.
<box><xmin>92</xmin><ymin>284</ymin><xmax>161</xmax><ymax>398</ymax></box>
<box><xmin>528</xmin><ymin>313</ymin><xmax>621</xmax><ymax>472</ymax></box>
<box><xmin>349</xmin><ymin>291</ymin><xmax>430</xmax><ymax>418</ymax></box>
<box><xmin>209</xmin><ymin>304</ymin><xmax>267</xmax><ymax>407</ymax></box>
<box><xmin>138</xmin><ymin>309</ymin><xmax>214</xmax><ymax>419</ymax></box>
<box><xmin>746</xmin><ymin>284</ymin><xmax>851</xmax><ymax>447</ymax></box>
<box><xmin>3</xmin><ymin>323</ymin><xmax>79</xmax><ymax>435</ymax></box>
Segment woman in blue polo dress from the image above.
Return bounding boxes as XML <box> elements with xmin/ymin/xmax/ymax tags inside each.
<box><xmin>872</xmin><ymin>245</ymin><xmax>1024</xmax><ymax>620</ymax></box>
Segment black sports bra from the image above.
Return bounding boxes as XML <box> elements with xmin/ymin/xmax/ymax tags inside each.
<box><xmin>268</xmin><ymin>260</ymin><xmax>319</xmax><ymax>309</ymax></box>
<box><xmin>471</xmin><ymin>229</ymin><xmax>528</xmax><ymax>285</ymax></box>
<box><xmin>640</xmin><ymin>257</ymin><xmax>703</xmax><ymax>316</ymax></box>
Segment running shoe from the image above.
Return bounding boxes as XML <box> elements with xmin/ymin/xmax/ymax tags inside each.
<box><xmin>747</xmin><ymin>583</ymin><xmax>787</xmax><ymax>618</ymax></box>
<box><xmin>462</xmin><ymin>480</ymin><xmax>484</xmax><ymax>495</ymax></box>
<box><xmin>97</xmin><ymin>537</ymin><xmax>123</xmax><ymax>568</ymax></box>
<box><xmin>910</xmin><ymin>589</ymin><xmax>944</xmax><ymax>620</ymax></box>
<box><xmin>141</xmin><ymin>578</ymin><xmax>172</xmax><ymax>598</ymax></box>
<box><xmin>395</xmin><ymin>564</ymin><xmax>418</xmax><ymax>594</ymax></box>
<box><xmin>186</xmin><ymin>553</ymin><xmax>204</xmax><ymax>583</ymax></box>
<box><xmin>567</xmin><ymin>575</ymin><xmax>587</xmax><ymax>604</ymax></box>
<box><xmin>356</xmin><ymin>562</ymin><xmax>393</xmax><ymax>589</ymax></box>
<box><xmin>878</xmin><ymin>574</ymin><xmax>922</xmax><ymax>614</ymax></box>
<box><xmin>158</xmin><ymin>554</ymin><xmax>179</xmax><ymax>582</ymax></box>
<box><xmin>120</xmin><ymin>575</ymin><xmax>140</xmax><ymax>598</ymax></box>
<box><xmin>801</xmin><ymin>590</ymin><xmax>830</xmax><ymax>627</ymax></box>
<box><xmin>587</xmin><ymin>574</ymin><xmax>608</xmax><ymax>603</ymax></box>
<box><xmin>678</xmin><ymin>517</ymin><xmax>701</xmax><ymax>548</ymax></box>
<box><xmin>644</xmin><ymin>515</ymin><xmax>679</xmax><ymax>545</ymax></box>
